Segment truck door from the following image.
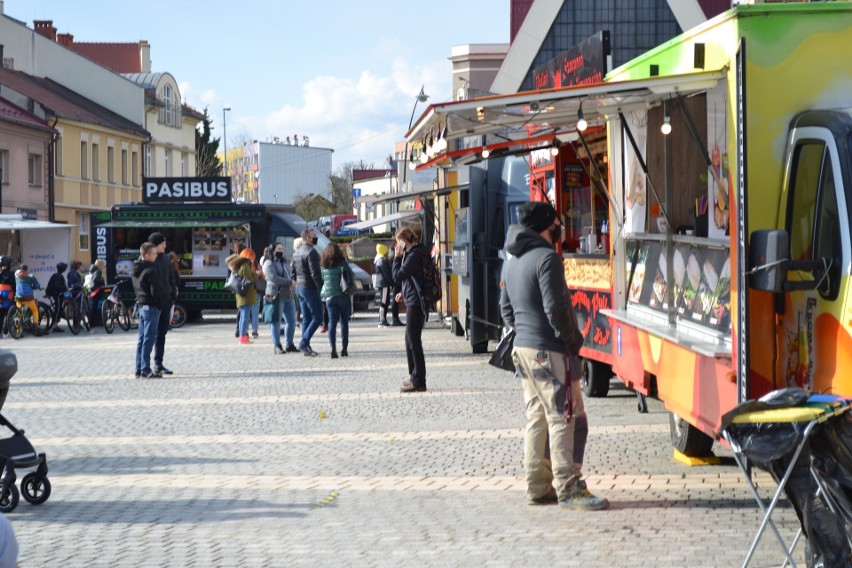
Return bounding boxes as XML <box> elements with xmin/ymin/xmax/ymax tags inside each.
<box><xmin>780</xmin><ymin>126</ymin><xmax>850</xmax><ymax>393</ymax></box>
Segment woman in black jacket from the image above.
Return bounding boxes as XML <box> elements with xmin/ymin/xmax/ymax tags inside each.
<box><xmin>391</xmin><ymin>228</ymin><xmax>429</xmax><ymax>393</ymax></box>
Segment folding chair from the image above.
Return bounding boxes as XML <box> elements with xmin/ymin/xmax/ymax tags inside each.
<box><xmin>719</xmin><ymin>394</ymin><xmax>852</xmax><ymax>568</ymax></box>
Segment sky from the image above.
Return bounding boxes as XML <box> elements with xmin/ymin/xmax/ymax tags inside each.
<box><xmin>15</xmin><ymin>0</ymin><xmax>510</xmax><ymax>170</ymax></box>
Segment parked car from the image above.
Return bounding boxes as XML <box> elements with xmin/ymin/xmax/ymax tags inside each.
<box><xmin>335</xmin><ymin>218</ymin><xmax>368</xmax><ymax>237</ymax></box>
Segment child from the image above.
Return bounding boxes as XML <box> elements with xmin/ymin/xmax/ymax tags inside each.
<box><xmin>14</xmin><ymin>264</ymin><xmax>41</xmax><ymax>325</ymax></box>
<box><xmin>45</xmin><ymin>262</ymin><xmax>68</xmax><ymax>333</ymax></box>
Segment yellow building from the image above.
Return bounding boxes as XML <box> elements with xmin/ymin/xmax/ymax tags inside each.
<box><xmin>0</xmin><ymin>68</ymin><xmax>150</xmax><ymax>264</ymax></box>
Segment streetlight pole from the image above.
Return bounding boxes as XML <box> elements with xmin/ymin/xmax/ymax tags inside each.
<box><xmin>222</xmin><ymin>106</ymin><xmax>231</xmax><ymax>178</ymax></box>
<box><xmin>401</xmin><ymin>85</ymin><xmax>429</xmax><ymax>192</ymax></box>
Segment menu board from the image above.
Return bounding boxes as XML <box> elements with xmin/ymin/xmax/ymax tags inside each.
<box><xmin>191</xmin><ymin>225</ymin><xmax>248</xmax><ymax>277</ymax></box>
<box><xmin>626</xmin><ymin>240</ymin><xmax>731</xmax><ymax>333</ymax></box>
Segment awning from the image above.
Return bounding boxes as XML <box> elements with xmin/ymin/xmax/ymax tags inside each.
<box><xmin>407</xmin><ymin>69</ymin><xmax>726</xmax><ymax>161</ymax></box>
<box><xmin>0</xmin><ymin>219</ymin><xmax>72</xmax><ymax>231</ymax></box>
<box><xmin>362</xmin><ymin>183</ymin><xmax>469</xmax><ymax>205</ymax></box>
<box><xmin>100</xmin><ymin>220</ymin><xmax>245</xmax><ymax>228</ymax></box>
<box><xmin>346</xmin><ymin>210</ymin><xmax>422</xmax><ymax>230</ymax></box>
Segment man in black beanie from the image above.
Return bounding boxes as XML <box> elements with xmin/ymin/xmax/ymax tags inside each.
<box><xmin>149</xmin><ymin>232</ymin><xmax>177</xmax><ymax>375</ymax></box>
<box><xmin>500</xmin><ymin>201</ymin><xmax>608</xmax><ymax>511</ymax></box>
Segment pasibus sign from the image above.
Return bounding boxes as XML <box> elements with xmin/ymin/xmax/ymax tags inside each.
<box><xmin>142</xmin><ymin>177</ymin><xmax>232</xmax><ymax>204</ymax></box>
<box><xmin>569</xmin><ymin>288</ymin><xmax>613</xmax><ymax>353</ymax></box>
<box><xmin>532</xmin><ymin>31</ymin><xmax>610</xmax><ymax>91</ymax></box>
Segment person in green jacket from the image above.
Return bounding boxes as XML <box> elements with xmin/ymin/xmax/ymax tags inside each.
<box><xmin>319</xmin><ymin>242</ymin><xmax>353</xmax><ymax>359</ymax></box>
<box><xmin>228</xmin><ymin>248</ymin><xmax>258</xmax><ymax>344</ymax></box>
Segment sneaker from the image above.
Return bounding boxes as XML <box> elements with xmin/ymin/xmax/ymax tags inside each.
<box><xmin>528</xmin><ymin>490</ymin><xmax>558</xmax><ymax>506</ymax></box>
<box><xmin>391</xmin><ymin>319</ymin><xmax>404</xmax><ymax>327</ymax></box>
<box><xmin>558</xmin><ymin>480</ymin><xmax>608</xmax><ymax>511</ymax></box>
<box><xmin>330</xmin><ymin>350</ymin><xmax>338</xmax><ymax>359</ymax></box>
<box><xmin>274</xmin><ymin>345</ymin><xmax>285</xmax><ymax>354</ymax></box>
<box><xmin>341</xmin><ymin>348</ymin><xmax>348</xmax><ymax>357</ymax></box>
<box><xmin>140</xmin><ymin>370</ymin><xmax>163</xmax><ymax>379</ymax></box>
<box><xmin>134</xmin><ymin>370</ymin><xmax>141</xmax><ymax>379</ymax></box>
<box><xmin>155</xmin><ymin>366</ymin><xmax>173</xmax><ymax>375</ymax></box>
<box><xmin>286</xmin><ymin>344</ymin><xmax>300</xmax><ymax>353</ymax></box>
<box><xmin>303</xmin><ymin>346</ymin><xmax>318</xmax><ymax>357</ymax></box>
<box><xmin>320</xmin><ymin>325</ymin><xmax>328</xmax><ymax>333</ymax></box>
<box><xmin>251</xmin><ymin>331</ymin><xmax>259</xmax><ymax>339</ymax></box>
<box><xmin>377</xmin><ymin>321</ymin><xmax>390</xmax><ymax>328</ymax></box>
<box><xmin>234</xmin><ymin>330</ymin><xmax>239</xmax><ymax>338</ymax></box>
<box><xmin>239</xmin><ymin>335</ymin><xmax>252</xmax><ymax>344</ymax></box>
<box><xmin>400</xmin><ymin>380</ymin><xmax>426</xmax><ymax>393</ymax></box>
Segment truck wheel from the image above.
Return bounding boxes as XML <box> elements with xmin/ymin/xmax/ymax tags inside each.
<box><xmin>451</xmin><ymin>317</ymin><xmax>464</xmax><ymax>336</ymax></box>
<box><xmin>581</xmin><ymin>359</ymin><xmax>611</xmax><ymax>397</ymax></box>
<box><xmin>669</xmin><ymin>412</ymin><xmax>714</xmax><ymax>456</ymax></box>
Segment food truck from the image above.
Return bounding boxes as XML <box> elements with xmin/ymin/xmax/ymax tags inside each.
<box><xmin>409</xmin><ymin>3</ymin><xmax>852</xmax><ymax>456</ymax></box>
<box><xmin>91</xmin><ymin>177</ymin><xmax>375</xmax><ymax>318</ymax></box>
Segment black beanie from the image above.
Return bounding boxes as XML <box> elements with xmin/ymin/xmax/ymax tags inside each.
<box><xmin>518</xmin><ymin>201</ymin><xmax>558</xmax><ymax>232</ymax></box>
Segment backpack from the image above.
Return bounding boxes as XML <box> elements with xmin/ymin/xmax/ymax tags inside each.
<box><xmin>420</xmin><ymin>256</ymin><xmax>442</xmax><ymax>305</ymax></box>
<box><xmin>83</xmin><ymin>272</ymin><xmax>95</xmax><ymax>290</ymax></box>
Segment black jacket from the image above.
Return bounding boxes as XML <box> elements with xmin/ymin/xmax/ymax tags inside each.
<box><xmin>374</xmin><ymin>254</ymin><xmax>393</xmax><ymax>289</ymax></box>
<box><xmin>46</xmin><ymin>273</ymin><xmax>67</xmax><ymax>297</ymax></box>
<box><xmin>155</xmin><ymin>252</ymin><xmax>178</xmax><ymax>303</ymax></box>
<box><xmin>290</xmin><ymin>244</ymin><xmax>323</xmax><ymax>290</ymax></box>
<box><xmin>500</xmin><ymin>224</ymin><xmax>583</xmax><ymax>355</ymax></box>
<box><xmin>392</xmin><ymin>243</ymin><xmax>429</xmax><ymax>308</ymax></box>
<box><xmin>132</xmin><ymin>259</ymin><xmax>170</xmax><ymax>309</ymax></box>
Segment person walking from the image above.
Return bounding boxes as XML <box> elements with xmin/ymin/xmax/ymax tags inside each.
<box><xmin>391</xmin><ymin>227</ymin><xmax>429</xmax><ymax>393</ymax></box>
<box><xmin>291</xmin><ymin>227</ymin><xmax>323</xmax><ymax>356</ymax></box>
<box><xmin>320</xmin><ymin>242</ymin><xmax>353</xmax><ymax>359</ymax></box>
<box><xmin>148</xmin><ymin>232</ymin><xmax>177</xmax><ymax>375</ymax></box>
<box><xmin>374</xmin><ymin>244</ymin><xmax>400</xmax><ymax>327</ymax></box>
<box><xmin>132</xmin><ymin>242</ymin><xmax>171</xmax><ymax>379</ymax></box>
<box><xmin>261</xmin><ymin>243</ymin><xmax>296</xmax><ymax>354</ymax></box>
<box><xmin>228</xmin><ymin>248</ymin><xmax>258</xmax><ymax>344</ymax></box>
<box><xmin>500</xmin><ymin>201</ymin><xmax>608</xmax><ymax>511</ymax></box>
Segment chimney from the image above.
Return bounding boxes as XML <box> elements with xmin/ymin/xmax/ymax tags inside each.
<box><xmin>33</xmin><ymin>20</ymin><xmax>57</xmax><ymax>41</ymax></box>
<box><xmin>56</xmin><ymin>33</ymin><xmax>74</xmax><ymax>48</ymax></box>
<box><xmin>139</xmin><ymin>40</ymin><xmax>151</xmax><ymax>73</ymax></box>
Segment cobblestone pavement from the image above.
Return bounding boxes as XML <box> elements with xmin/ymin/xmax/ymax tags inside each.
<box><xmin>1</xmin><ymin>314</ymin><xmax>807</xmax><ymax>567</ymax></box>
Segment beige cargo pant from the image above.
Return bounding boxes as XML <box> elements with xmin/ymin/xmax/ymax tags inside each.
<box><xmin>513</xmin><ymin>346</ymin><xmax>588</xmax><ymax>501</ymax></box>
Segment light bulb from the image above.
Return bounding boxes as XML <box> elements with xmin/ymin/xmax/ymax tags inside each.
<box><xmin>481</xmin><ymin>147</ymin><xmax>490</xmax><ymax>159</ymax></box>
<box><xmin>550</xmin><ymin>146</ymin><xmax>559</xmax><ymax>157</ymax></box>
<box><xmin>408</xmin><ymin>161</ymin><xmax>416</xmax><ymax>171</ymax></box>
<box><xmin>577</xmin><ymin>118</ymin><xmax>588</xmax><ymax>132</ymax></box>
<box><xmin>661</xmin><ymin>115</ymin><xmax>672</xmax><ymax>135</ymax></box>
<box><xmin>420</xmin><ymin>152</ymin><xmax>428</xmax><ymax>164</ymax></box>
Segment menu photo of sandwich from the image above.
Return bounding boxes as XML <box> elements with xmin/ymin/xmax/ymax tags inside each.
<box><xmin>708</xmin><ymin>259</ymin><xmax>732</xmax><ymax>330</ymax></box>
<box><xmin>649</xmin><ymin>250</ymin><xmax>667</xmax><ymax>310</ymax></box>
<box><xmin>692</xmin><ymin>259</ymin><xmax>718</xmax><ymax>322</ymax></box>
<box><xmin>678</xmin><ymin>253</ymin><xmax>701</xmax><ymax>316</ymax></box>
<box><xmin>628</xmin><ymin>246</ymin><xmax>649</xmax><ymax>303</ymax></box>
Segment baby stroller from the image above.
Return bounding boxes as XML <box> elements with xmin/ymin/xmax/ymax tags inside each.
<box><xmin>0</xmin><ymin>349</ymin><xmax>50</xmax><ymax>513</ymax></box>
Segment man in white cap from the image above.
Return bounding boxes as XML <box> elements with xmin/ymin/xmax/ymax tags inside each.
<box><xmin>500</xmin><ymin>201</ymin><xmax>608</xmax><ymax>511</ymax></box>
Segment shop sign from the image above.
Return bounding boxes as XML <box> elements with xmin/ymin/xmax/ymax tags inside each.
<box><xmin>143</xmin><ymin>177</ymin><xmax>232</xmax><ymax>204</ymax></box>
<box><xmin>532</xmin><ymin>31</ymin><xmax>610</xmax><ymax>90</ymax></box>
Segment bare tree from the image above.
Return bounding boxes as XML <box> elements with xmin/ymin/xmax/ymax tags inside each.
<box><xmin>329</xmin><ymin>160</ymin><xmax>374</xmax><ymax>213</ymax></box>
<box><xmin>293</xmin><ymin>192</ymin><xmax>336</xmax><ymax>222</ymax></box>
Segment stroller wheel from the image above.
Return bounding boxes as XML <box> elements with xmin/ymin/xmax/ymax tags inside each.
<box><xmin>0</xmin><ymin>483</ymin><xmax>19</xmax><ymax>513</ymax></box>
<box><xmin>21</xmin><ymin>473</ymin><xmax>51</xmax><ymax>505</ymax></box>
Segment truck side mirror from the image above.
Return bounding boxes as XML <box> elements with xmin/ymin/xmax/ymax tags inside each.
<box><xmin>749</xmin><ymin>229</ymin><xmax>788</xmax><ymax>292</ymax></box>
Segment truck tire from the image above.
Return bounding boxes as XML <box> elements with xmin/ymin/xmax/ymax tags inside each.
<box><xmin>669</xmin><ymin>412</ymin><xmax>714</xmax><ymax>456</ymax></box>
<box><xmin>451</xmin><ymin>317</ymin><xmax>464</xmax><ymax>336</ymax></box>
<box><xmin>581</xmin><ymin>359</ymin><xmax>611</xmax><ymax>397</ymax></box>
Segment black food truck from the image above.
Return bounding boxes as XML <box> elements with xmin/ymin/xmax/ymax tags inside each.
<box><xmin>90</xmin><ymin>177</ymin><xmax>375</xmax><ymax>319</ymax></box>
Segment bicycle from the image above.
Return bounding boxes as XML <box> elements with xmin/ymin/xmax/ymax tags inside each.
<box><xmin>101</xmin><ymin>282</ymin><xmax>131</xmax><ymax>334</ymax></box>
<box><xmin>61</xmin><ymin>288</ymin><xmax>90</xmax><ymax>335</ymax></box>
<box><xmin>7</xmin><ymin>299</ymin><xmax>51</xmax><ymax>339</ymax></box>
<box><xmin>129</xmin><ymin>302</ymin><xmax>187</xmax><ymax>329</ymax></box>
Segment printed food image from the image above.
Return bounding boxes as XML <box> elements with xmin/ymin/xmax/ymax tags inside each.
<box><xmin>693</xmin><ymin>260</ymin><xmax>718</xmax><ymax>321</ymax></box>
<box><xmin>680</xmin><ymin>253</ymin><xmax>700</xmax><ymax>313</ymax></box>
<box><xmin>650</xmin><ymin>250</ymin><xmax>667</xmax><ymax>309</ymax></box>
<box><xmin>629</xmin><ymin>247</ymin><xmax>648</xmax><ymax>303</ymax></box>
<box><xmin>710</xmin><ymin>259</ymin><xmax>731</xmax><ymax>329</ymax></box>
<box><xmin>671</xmin><ymin>249</ymin><xmax>686</xmax><ymax>311</ymax></box>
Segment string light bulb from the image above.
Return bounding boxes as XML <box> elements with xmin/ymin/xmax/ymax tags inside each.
<box><xmin>577</xmin><ymin>102</ymin><xmax>588</xmax><ymax>132</ymax></box>
<box><xmin>661</xmin><ymin>113</ymin><xmax>672</xmax><ymax>135</ymax></box>
<box><xmin>481</xmin><ymin>146</ymin><xmax>490</xmax><ymax>159</ymax></box>
<box><xmin>550</xmin><ymin>146</ymin><xmax>559</xmax><ymax>157</ymax></box>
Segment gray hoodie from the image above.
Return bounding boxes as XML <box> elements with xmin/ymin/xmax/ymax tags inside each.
<box><xmin>500</xmin><ymin>224</ymin><xmax>583</xmax><ymax>355</ymax></box>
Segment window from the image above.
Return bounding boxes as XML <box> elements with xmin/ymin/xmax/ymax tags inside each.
<box><xmin>145</xmin><ymin>145</ymin><xmax>152</xmax><ymax>177</ymax></box>
<box><xmin>80</xmin><ymin>141</ymin><xmax>88</xmax><ymax>179</ymax></box>
<box><xmin>54</xmin><ymin>134</ymin><xmax>63</xmax><ymax>176</ymax></box>
<box><xmin>92</xmin><ymin>143</ymin><xmax>100</xmax><ymax>181</ymax></box>
<box><xmin>160</xmin><ymin>84</ymin><xmax>178</xmax><ymax>127</ymax></box>
<box><xmin>78</xmin><ymin>213</ymin><xmax>89</xmax><ymax>251</ymax></box>
<box><xmin>0</xmin><ymin>149</ymin><xmax>8</xmax><ymax>183</ymax></box>
<box><xmin>131</xmin><ymin>150</ymin><xmax>139</xmax><ymax>186</ymax></box>
<box><xmin>788</xmin><ymin>143</ymin><xmax>822</xmax><ymax>262</ymax></box>
<box><xmin>180</xmin><ymin>152</ymin><xmax>186</xmax><ymax>176</ymax></box>
<box><xmin>164</xmin><ymin>149</ymin><xmax>171</xmax><ymax>176</ymax></box>
<box><xmin>121</xmin><ymin>149</ymin><xmax>128</xmax><ymax>185</ymax></box>
<box><xmin>28</xmin><ymin>154</ymin><xmax>43</xmax><ymax>186</ymax></box>
<box><xmin>107</xmin><ymin>146</ymin><xmax>115</xmax><ymax>183</ymax></box>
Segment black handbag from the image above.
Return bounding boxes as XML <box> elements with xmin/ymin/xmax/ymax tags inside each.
<box><xmin>340</xmin><ymin>265</ymin><xmax>356</xmax><ymax>296</ymax></box>
<box><xmin>225</xmin><ymin>271</ymin><xmax>251</xmax><ymax>296</ymax></box>
<box><xmin>488</xmin><ymin>328</ymin><xmax>516</xmax><ymax>372</ymax></box>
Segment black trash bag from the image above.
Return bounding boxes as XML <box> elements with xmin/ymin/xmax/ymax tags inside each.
<box><xmin>488</xmin><ymin>328</ymin><xmax>515</xmax><ymax>373</ymax></box>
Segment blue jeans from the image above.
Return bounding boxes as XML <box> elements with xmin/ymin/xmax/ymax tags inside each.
<box><xmin>281</xmin><ymin>299</ymin><xmax>296</xmax><ymax>347</ymax></box>
<box><xmin>238</xmin><ymin>306</ymin><xmax>253</xmax><ymax>337</ymax></box>
<box><xmin>249</xmin><ymin>298</ymin><xmax>259</xmax><ymax>333</ymax></box>
<box><xmin>296</xmin><ymin>288</ymin><xmax>322</xmax><ymax>350</ymax></box>
<box><xmin>325</xmin><ymin>295</ymin><xmax>350</xmax><ymax>352</ymax></box>
<box><xmin>135</xmin><ymin>305</ymin><xmax>161</xmax><ymax>373</ymax></box>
